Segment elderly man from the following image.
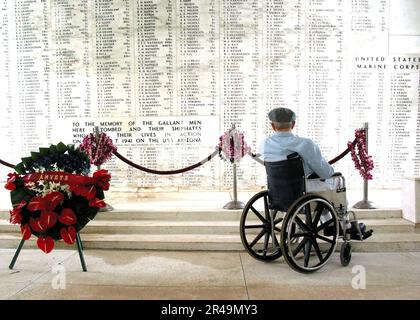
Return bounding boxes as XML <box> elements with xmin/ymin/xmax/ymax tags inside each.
<box><xmin>259</xmin><ymin>107</ymin><xmax>334</xmax><ymax>181</ymax></box>
<box><xmin>259</xmin><ymin>107</ymin><xmax>373</xmax><ymax>240</ymax></box>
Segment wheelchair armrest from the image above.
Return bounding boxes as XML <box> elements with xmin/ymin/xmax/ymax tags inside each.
<box><xmin>287</xmin><ymin>152</ymin><xmax>300</xmax><ymax>160</ymax></box>
<box><xmin>307</xmin><ymin>172</ymin><xmax>343</xmax><ymax>181</ymax></box>
<box><xmin>307</xmin><ymin>172</ymin><xmax>319</xmax><ymax>179</ymax></box>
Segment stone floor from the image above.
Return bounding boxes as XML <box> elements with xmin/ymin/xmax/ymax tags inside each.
<box><xmin>0</xmin><ymin>186</ymin><xmax>411</xmax><ymax>300</ymax></box>
<box><xmin>1</xmin><ymin>248</ymin><xmax>420</xmax><ymax>300</ymax></box>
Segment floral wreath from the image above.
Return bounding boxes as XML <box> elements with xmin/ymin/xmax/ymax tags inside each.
<box><xmin>5</xmin><ymin>142</ymin><xmax>111</xmax><ymax>253</ymax></box>
<box><xmin>347</xmin><ymin>129</ymin><xmax>374</xmax><ymax>180</ymax></box>
<box><xmin>219</xmin><ymin>127</ymin><xmax>251</xmax><ymax>163</ymax></box>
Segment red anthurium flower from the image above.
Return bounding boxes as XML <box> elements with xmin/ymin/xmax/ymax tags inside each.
<box><xmin>9</xmin><ymin>200</ymin><xmax>27</xmax><ymax>223</ymax></box>
<box><xmin>37</xmin><ymin>236</ymin><xmax>54</xmax><ymax>254</ymax></box>
<box><xmin>4</xmin><ymin>181</ymin><xmax>16</xmax><ymax>190</ymax></box>
<box><xmin>60</xmin><ymin>226</ymin><xmax>76</xmax><ymax>245</ymax></box>
<box><xmin>10</xmin><ymin>207</ymin><xmax>22</xmax><ymax>224</ymax></box>
<box><xmin>29</xmin><ymin>217</ymin><xmax>48</xmax><ymax>233</ymax></box>
<box><xmin>89</xmin><ymin>198</ymin><xmax>106</xmax><ymax>208</ymax></box>
<box><xmin>68</xmin><ymin>184</ymin><xmax>81</xmax><ymax>195</ymax></box>
<box><xmin>68</xmin><ymin>183</ymin><xmax>78</xmax><ymax>192</ymax></box>
<box><xmin>40</xmin><ymin>211</ymin><xmax>58</xmax><ymax>229</ymax></box>
<box><xmin>93</xmin><ymin>169</ymin><xmax>111</xmax><ymax>190</ymax></box>
<box><xmin>27</xmin><ymin>196</ymin><xmax>47</xmax><ymax>212</ymax></box>
<box><xmin>4</xmin><ymin>173</ymin><xmax>19</xmax><ymax>190</ymax></box>
<box><xmin>59</xmin><ymin>208</ymin><xmax>77</xmax><ymax>225</ymax></box>
<box><xmin>84</xmin><ymin>185</ymin><xmax>97</xmax><ymax>200</ymax></box>
<box><xmin>21</xmin><ymin>224</ymin><xmax>32</xmax><ymax>240</ymax></box>
<box><xmin>93</xmin><ymin>169</ymin><xmax>110</xmax><ymax>178</ymax></box>
<box><xmin>44</xmin><ymin>192</ymin><xmax>64</xmax><ymax>211</ymax></box>
<box><xmin>7</xmin><ymin>172</ymin><xmax>19</xmax><ymax>180</ymax></box>
<box><xmin>9</xmin><ymin>208</ymin><xmax>23</xmax><ymax>224</ymax></box>
<box><xmin>71</xmin><ymin>185</ymin><xmax>97</xmax><ymax>200</ymax></box>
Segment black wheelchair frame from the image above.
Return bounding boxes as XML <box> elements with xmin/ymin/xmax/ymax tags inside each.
<box><xmin>239</xmin><ymin>153</ymin><xmax>364</xmax><ymax>273</ymax></box>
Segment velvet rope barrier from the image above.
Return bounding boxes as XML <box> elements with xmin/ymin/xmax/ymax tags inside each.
<box><xmin>2</xmin><ymin>150</ymin><xmax>219</xmax><ymax>175</ymax></box>
<box><xmin>0</xmin><ymin>159</ymin><xmax>15</xmax><ymax>169</ymax></box>
<box><xmin>248</xmin><ymin>152</ymin><xmax>264</xmax><ymax>165</ymax></box>
<box><xmin>328</xmin><ymin>136</ymin><xmax>357</xmax><ymax>165</ymax></box>
<box><xmin>0</xmin><ymin>131</ymin><xmax>362</xmax><ymax>172</ymax></box>
<box><xmin>113</xmin><ymin>148</ymin><xmax>220</xmax><ymax>175</ymax></box>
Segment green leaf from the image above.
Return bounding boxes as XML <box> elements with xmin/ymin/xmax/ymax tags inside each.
<box><xmin>21</xmin><ymin>157</ymin><xmax>33</xmax><ymax>167</ymax></box>
<box><xmin>57</xmin><ymin>142</ymin><xmax>67</xmax><ymax>153</ymax></box>
<box><xmin>10</xmin><ymin>188</ymin><xmax>35</xmax><ymax>206</ymax></box>
<box><xmin>31</xmin><ymin>151</ymin><xmax>40</xmax><ymax>160</ymax></box>
<box><xmin>14</xmin><ymin>162</ymin><xmax>25</xmax><ymax>174</ymax></box>
<box><xmin>67</xmin><ymin>144</ymin><xmax>75</xmax><ymax>152</ymax></box>
<box><xmin>49</xmin><ymin>144</ymin><xmax>57</xmax><ymax>153</ymax></box>
<box><xmin>39</xmin><ymin>147</ymin><xmax>50</xmax><ymax>156</ymax></box>
<box><xmin>96</xmin><ymin>188</ymin><xmax>105</xmax><ymax>200</ymax></box>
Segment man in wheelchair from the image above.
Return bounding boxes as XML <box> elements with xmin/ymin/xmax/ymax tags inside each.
<box><xmin>259</xmin><ymin>107</ymin><xmax>373</xmax><ymax>241</ymax></box>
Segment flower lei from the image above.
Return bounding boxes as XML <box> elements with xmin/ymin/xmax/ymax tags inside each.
<box><xmin>219</xmin><ymin>128</ymin><xmax>251</xmax><ymax>163</ymax></box>
<box><xmin>347</xmin><ymin>129</ymin><xmax>374</xmax><ymax>180</ymax></box>
<box><xmin>80</xmin><ymin>132</ymin><xmax>117</xmax><ymax>166</ymax></box>
<box><xmin>5</xmin><ymin>143</ymin><xmax>111</xmax><ymax>253</ymax></box>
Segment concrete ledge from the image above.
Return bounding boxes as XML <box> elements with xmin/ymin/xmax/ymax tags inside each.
<box><xmin>402</xmin><ymin>177</ymin><xmax>420</xmax><ymax>223</ymax></box>
<box><xmin>2</xmin><ymin>231</ymin><xmax>420</xmax><ymax>252</ymax></box>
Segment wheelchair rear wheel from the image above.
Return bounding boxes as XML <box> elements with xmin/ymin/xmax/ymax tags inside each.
<box><xmin>240</xmin><ymin>190</ymin><xmax>283</xmax><ymax>261</ymax></box>
<box><xmin>280</xmin><ymin>194</ymin><xmax>339</xmax><ymax>273</ymax></box>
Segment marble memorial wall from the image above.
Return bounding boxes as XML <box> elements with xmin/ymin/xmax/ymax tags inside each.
<box><xmin>0</xmin><ymin>0</ymin><xmax>419</xmax><ymax>191</ymax></box>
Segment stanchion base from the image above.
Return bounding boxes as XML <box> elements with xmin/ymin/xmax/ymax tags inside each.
<box><xmin>352</xmin><ymin>200</ymin><xmax>376</xmax><ymax>209</ymax></box>
<box><xmin>99</xmin><ymin>203</ymin><xmax>114</xmax><ymax>212</ymax></box>
<box><xmin>223</xmin><ymin>201</ymin><xmax>245</xmax><ymax>210</ymax></box>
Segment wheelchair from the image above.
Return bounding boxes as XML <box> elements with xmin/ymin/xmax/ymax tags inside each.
<box><xmin>240</xmin><ymin>153</ymin><xmax>372</xmax><ymax>273</ymax></box>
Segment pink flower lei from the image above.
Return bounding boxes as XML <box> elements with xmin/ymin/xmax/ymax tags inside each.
<box><xmin>80</xmin><ymin>132</ymin><xmax>117</xmax><ymax>167</ymax></box>
<box><xmin>219</xmin><ymin>128</ymin><xmax>251</xmax><ymax>163</ymax></box>
<box><xmin>347</xmin><ymin>129</ymin><xmax>374</xmax><ymax>180</ymax></box>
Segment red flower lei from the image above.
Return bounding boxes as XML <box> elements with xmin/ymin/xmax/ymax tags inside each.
<box><xmin>347</xmin><ymin>129</ymin><xmax>374</xmax><ymax>180</ymax></box>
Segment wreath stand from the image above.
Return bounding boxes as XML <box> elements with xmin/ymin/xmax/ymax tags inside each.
<box><xmin>352</xmin><ymin>123</ymin><xmax>376</xmax><ymax>209</ymax></box>
<box><xmin>223</xmin><ymin>163</ymin><xmax>245</xmax><ymax>209</ymax></box>
<box><xmin>221</xmin><ymin>124</ymin><xmax>246</xmax><ymax>210</ymax></box>
<box><xmin>9</xmin><ymin>232</ymin><xmax>88</xmax><ymax>272</ymax></box>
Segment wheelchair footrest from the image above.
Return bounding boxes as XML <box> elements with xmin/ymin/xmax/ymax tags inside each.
<box><xmin>323</xmin><ymin>222</ymin><xmax>374</xmax><ymax>241</ymax></box>
<box><xmin>349</xmin><ymin>222</ymin><xmax>374</xmax><ymax>241</ymax></box>
<box><xmin>361</xmin><ymin>229</ymin><xmax>373</xmax><ymax>240</ymax></box>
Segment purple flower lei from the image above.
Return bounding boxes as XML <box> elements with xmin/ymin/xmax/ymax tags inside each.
<box><xmin>347</xmin><ymin>129</ymin><xmax>374</xmax><ymax>180</ymax></box>
<box><xmin>80</xmin><ymin>132</ymin><xmax>117</xmax><ymax>167</ymax></box>
<box><xmin>218</xmin><ymin>128</ymin><xmax>251</xmax><ymax>163</ymax></box>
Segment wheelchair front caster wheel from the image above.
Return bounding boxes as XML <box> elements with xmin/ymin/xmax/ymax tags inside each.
<box><xmin>340</xmin><ymin>241</ymin><xmax>352</xmax><ymax>266</ymax></box>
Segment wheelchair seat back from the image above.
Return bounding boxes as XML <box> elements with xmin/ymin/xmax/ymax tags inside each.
<box><xmin>265</xmin><ymin>155</ymin><xmax>305</xmax><ymax>212</ymax></box>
